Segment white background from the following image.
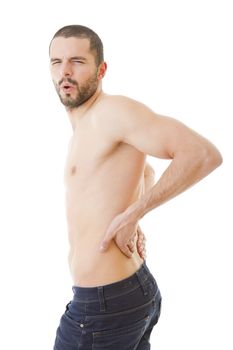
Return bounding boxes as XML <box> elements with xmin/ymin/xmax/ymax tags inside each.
<box><xmin>0</xmin><ymin>0</ymin><xmax>232</xmax><ymax>349</ymax></box>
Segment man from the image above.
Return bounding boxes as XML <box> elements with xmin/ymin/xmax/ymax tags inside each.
<box><xmin>50</xmin><ymin>25</ymin><xmax>222</xmax><ymax>349</ymax></box>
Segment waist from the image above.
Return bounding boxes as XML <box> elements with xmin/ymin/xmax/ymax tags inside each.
<box><xmin>72</xmin><ymin>261</ymin><xmax>158</xmax><ymax>302</ymax></box>
<box><xmin>69</xmin><ymin>241</ymin><xmax>144</xmax><ymax>287</ymax></box>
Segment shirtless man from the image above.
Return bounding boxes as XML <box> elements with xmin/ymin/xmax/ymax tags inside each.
<box><xmin>50</xmin><ymin>25</ymin><xmax>222</xmax><ymax>349</ymax></box>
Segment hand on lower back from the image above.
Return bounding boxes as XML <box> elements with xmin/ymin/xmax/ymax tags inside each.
<box><xmin>136</xmin><ymin>225</ymin><xmax>147</xmax><ymax>260</ymax></box>
<box><xmin>100</xmin><ymin>212</ymin><xmax>139</xmax><ymax>258</ymax></box>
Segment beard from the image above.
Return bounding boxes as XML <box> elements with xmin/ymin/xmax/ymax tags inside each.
<box><xmin>55</xmin><ymin>72</ymin><xmax>99</xmax><ymax>109</ymax></box>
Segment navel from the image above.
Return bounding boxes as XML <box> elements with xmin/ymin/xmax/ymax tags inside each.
<box><xmin>70</xmin><ymin>166</ymin><xmax>76</xmax><ymax>175</ymax></box>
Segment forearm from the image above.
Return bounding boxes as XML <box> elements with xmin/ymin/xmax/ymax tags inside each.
<box><xmin>125</xmin><ymin>146</ymin><xmax>222</xmax><ymax>221</ymax></box>
<box><xmin>144</xmin><ymin>162</ymin><xmax>156</xmax><ymax>192</ymax></box>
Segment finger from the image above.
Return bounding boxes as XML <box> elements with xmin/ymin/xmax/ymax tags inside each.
<box><xmin>128</xmin><ymin>242</ymin><xmax>135</xmax><ymax>253</ymax></box>
<box><xmin>116</xmin><ymin>241</ymin><xmax>133</xmax><ymax>258</ymax></box>
<box><xmin>132</xmin><ymin>232</ymin><xmax>138</xmax><ymax>247</ymax></box>
<box><xmin>100</xmin><ymin>242</ymin><xmax>109</xmax><ymax>252</ymax></box>
<box><xmin>137</xmin><ymin>225</ymin><xmax>143</xmax><ymax>233</ymax></box>
<box><xmin>140</xmin><ymin>252</ymin><xmax>145</xmax><ymax>260</ymax></box>
<box><xmin>138</xmin><ymin>229</ymin><xmax>146</xmax><ymax>243</ymax></box>
<box><xmin>139</xmin><ymin>245</ymin><xmax>146</xmax><ymax>259</ymax></box>
<box><xmin>137</xmin><ymin>239</ymin><xmax>143</xmax><ymax>249</ymax></box>
<box><xmin>137</xmin><ymin>236</ymin><xmax>144</xmax><ymax>250</ymax></box>
<box><xmin>100</xmin><ymin>235</ymin><xmax>113</xmax><ymax>252</ymax></box>
<box><xmin>100</xmin><ymin>224</ymin><xmax>119</xmax><ymax>252</ymax></box>
<box><xmin>137</xmin><ymin>226</ymin><xmax>144</xmax><ymax>240</ymax></box>
<box><xmin>137</xmin><ymin>233</ymin><xmax>146</xmax><ymax>252</ymax></box>
<box><xmin>129</xmin><ymin>234</ymin><xmax>137</xmax><ymax>249</ymax></box>
<box><xmin>138</xmin><ymin>242</ymin><xmax>144</xmax><ymax>252</ymax></box>
<box><xmin>136</xmin><ymin>229</ymin><xmax>146</xmax><ymax>259</ymax></box>
<box><xmin>123</xmin><ymin>246</ymin><xmax>134</xmax><ymax>258</ymax></box>
<box><xmin>138</xmin><ymin>245</ymin><xmax>145</xmax><ymax>257</ymax></box>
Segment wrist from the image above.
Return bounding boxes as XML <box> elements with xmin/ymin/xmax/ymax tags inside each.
<box><xmin>124</xmin><ymin>199</ymin><xmax>147</xmax><ymax>222</ymax></box>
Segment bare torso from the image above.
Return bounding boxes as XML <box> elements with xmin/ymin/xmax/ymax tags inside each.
<box><xmin>51</xmin><ymin>34</ymin><xmax>222</xmax><ymax>288</ymax></box>
<box><xmin>64</xmin><ymin>94</ymin><xmax>146</xmax><ymax>287</ymax></box>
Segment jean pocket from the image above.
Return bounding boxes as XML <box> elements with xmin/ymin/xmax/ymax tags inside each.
<box><xmin>92</xmin><ymin>314</ymin><xmax>150</xmax><ymax>349</ymax></box>
<box><xmin>91</xmin><ymin>300</ymin><xmax>155</xmax><ymax>349</ymax></box>
<box><xmin>55</xmin><ymin>313</ymin><xmax>84</xmax><ymax>347</ymax></box>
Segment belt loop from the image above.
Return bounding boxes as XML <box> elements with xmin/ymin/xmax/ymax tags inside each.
<box><xmin>97</xmin><ymin>287</ymin><xmax>106</xmax><ymax>312</ymax></box>
<box><xmin>136</xmin><ymin>266</ymin><xmax>148</xmax><ymax>296</ymax></box>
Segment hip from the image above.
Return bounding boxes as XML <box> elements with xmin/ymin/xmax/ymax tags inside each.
<box><xmin>54</xmin><ymin>262</ymin><xmax>162</xmax><ymax>349</ymax></box>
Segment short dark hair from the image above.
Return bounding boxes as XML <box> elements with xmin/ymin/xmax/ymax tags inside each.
<box><xmin>50</xmin><ymin>24</ymin><xmax>104</xmax><ymax>66</ymax></box>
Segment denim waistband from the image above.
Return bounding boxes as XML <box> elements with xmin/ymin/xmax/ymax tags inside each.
<box><xmin>72</xmin><ymin>261</ymin><xmax>157</xmax><ymax>303</ymax></box>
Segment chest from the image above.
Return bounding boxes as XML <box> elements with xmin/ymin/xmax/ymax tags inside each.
<box><xmin>64</xmin><ymin>122</ymin><xmax>118</xmax><ymax>179</ymax></box>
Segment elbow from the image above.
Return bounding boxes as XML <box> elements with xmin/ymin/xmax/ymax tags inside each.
<box><xmin>200</xmin><ymin>144</ymin><xmax>223</xmax><ymax>175</ymax></box>
<box><xmin>212</xmin><ymin>149</ymin><xmax>223</xmax><ymax>169</ymax></box>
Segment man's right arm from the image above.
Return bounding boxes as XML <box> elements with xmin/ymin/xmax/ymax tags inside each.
<box><xmin>99</xmin><ymin>96</ymin><xmax>222</xmax><ymax>255</ymax></box>
<box><xmin>144</xmin><ymin>162</ymin><xmax>156</xmax><ymax>192</ymax></box>
<box><xmin>136</xmin><ymin>162</ymin><xmax>156</xmax><ymax>259</ymax></box>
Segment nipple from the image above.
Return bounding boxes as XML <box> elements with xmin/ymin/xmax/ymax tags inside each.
<box><xmin>71</xmin><ymin>166</ymin><xmax>76</xmax><ymax>175</ymax></box>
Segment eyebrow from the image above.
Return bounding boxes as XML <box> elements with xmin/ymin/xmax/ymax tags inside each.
<box><xmin>50</xmin><ymin>56</ymin><xmax>87</xmax><ymax>63</ymax></box>
<box><xmin>70</xmin><ymin>56</ymin><xmax>87</xmax><ymax>61</ymax></box>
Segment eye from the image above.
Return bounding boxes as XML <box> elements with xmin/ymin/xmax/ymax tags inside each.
<box><xmin>51</xmin><ymin>60</ymin><xmax>61</xmax><ymax>65</ymax></box>
<box><xmin>73</xmin><ymin>60</ymin><xmax>84</xmax><ymax>64</ymax></box>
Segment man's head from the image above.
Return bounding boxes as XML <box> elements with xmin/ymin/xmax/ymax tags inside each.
<box><xmin>49</xmin><ymin>25</ymin><xmax>107</xmax><ymax>109</ymax></box>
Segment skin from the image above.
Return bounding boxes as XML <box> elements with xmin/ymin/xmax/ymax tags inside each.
<box><xmin>50</xmin><ymin>36</ymin><xmax>222</xmax><ymax>287</ymax></box>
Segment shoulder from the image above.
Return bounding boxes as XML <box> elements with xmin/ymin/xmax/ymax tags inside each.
<box><xmin>93</xmin><ymin>94</ymin><xmax>150</xmax><ymax>140</ymax></box>
<box><xmin>97</xmin><ymin>93</ymin><xmax>148</xmax><ymax>113</ymax></box>
<box><xmin>95</xmin><ymin>93</ymin><xmax>156</xmax><ymax>127</ymax></box>
<box><xmin>93</xmin><ymin>93</ymin><xmax>165</xmax><ymax>144</ymax></box>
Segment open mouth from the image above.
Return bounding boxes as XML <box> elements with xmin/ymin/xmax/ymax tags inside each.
<box><xmin>61</xmin><ymin>84</ymin><xmax>74</xmax><ymax>92</ymax></box>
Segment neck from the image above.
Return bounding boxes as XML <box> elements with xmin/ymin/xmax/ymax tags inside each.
<box><xmin>66</xmin><ymin>85</ymin><xmax>103</xmax><ymax>131</ymax></box>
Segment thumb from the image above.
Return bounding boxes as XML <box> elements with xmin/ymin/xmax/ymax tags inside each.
<box><xmin>100</xmin><ymin>231</ymin><xmax>114</xmax><ymax>253</ymax></box>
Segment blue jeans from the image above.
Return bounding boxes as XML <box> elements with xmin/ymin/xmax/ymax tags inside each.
<box><xmin>53</xmin><ymin>262</ymin><xmax>162</xmax><ymax>349</ymax></box>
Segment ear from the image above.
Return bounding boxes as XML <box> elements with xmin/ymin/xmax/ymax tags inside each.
<box><xmin>97</xmin><ymin>62</ymin><xmax>107</xmax><ymax>80</ymax></box>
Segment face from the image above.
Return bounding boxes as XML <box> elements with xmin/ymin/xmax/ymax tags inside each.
<box><xmin>50</xmin><ymin>37</ymin><xmax>100</xmax><ymax>108</ymax></box>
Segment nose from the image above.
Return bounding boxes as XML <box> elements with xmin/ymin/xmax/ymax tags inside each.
<box><xmin>60</xmin><ymin>61</ymin><xmax>72</xmax><ymax>78</ymax></box>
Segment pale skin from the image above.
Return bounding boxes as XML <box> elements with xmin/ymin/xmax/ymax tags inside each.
<box><xmin>50</xmin><ymin>36</ymin><xmax>222</xmax><ymax>287</ymax></box>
